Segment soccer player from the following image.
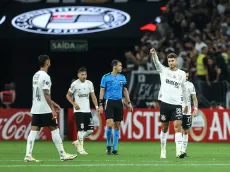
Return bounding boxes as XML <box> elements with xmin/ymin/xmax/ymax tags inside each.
<box><xmin>66</xmin><ymin>67</ymin><xmax>99</xmax><ymax>155</ymax></box>
<box><xmin>99</xmin><ymin>59</ymin><xmax>133</xmax><ymax>155</ymax></box>
<box><xmin>24</xmin><ymin>55</ymin><xmax>77</xmax><ymax>162</ymax></box>
<box><xmin>181</xmin><ymin>71</ymin><xmax>198</xmax><ymax>157</ymax></box>
<box><xmin>150</xmin><ymin>48</ymin><xmax>188</xmax><ymax>159</ymax></box>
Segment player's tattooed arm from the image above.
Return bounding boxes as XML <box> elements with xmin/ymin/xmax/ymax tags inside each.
<box><xmin>43</xmin><ymin>89</ymin><xmax>54</xmax><ymax>110</ymax></box>
<box><xmin>192</xmin><ymin>94</ymin><xmax>198</xmax><ymax>109</ymax></box>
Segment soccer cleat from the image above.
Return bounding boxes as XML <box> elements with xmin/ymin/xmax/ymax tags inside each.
<box><xmin>182</xmin><ymin>152</ymin><xmax>189</xmax><ymax>158</ymax></box>
<box><xmin>60</xmin><ymin>153</ymin><xmax>77</xmax><ymax>161</ymax></box>
<box><xmin>78</xmin><ymin>150</ymin><xmax>88</xmax><ymax>155</ymax></box>
<box><xmin>24</xmin><ymin>156</ymin><xmax>40</xmax><ymax>162</ymax></box>
<box><xmin>160</xmin><ymin>149</ymin><xmax>166</xmax><ymax>159</ymax></box>
<box><xmin>106</xmin><ymin>146</ymin><xmax>112</xmax><ymax>155</ymax></box>
<box><xmin>112</xmin><ymin>150</ymin><xmax>119</xmax><ymax>155</ymax></box>
<box><xmin>72</xmin><ymin>140</ymin><xmax>88</xmax><ymax>155</ymax></box>
<box><xmin>176</xmin><ymin>153</ymin><xmax>185</xmax><ymax>159</ymax></box>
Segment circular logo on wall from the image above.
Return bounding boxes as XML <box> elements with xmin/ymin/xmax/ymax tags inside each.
<box><xmin>11</xmin><ymin>6</ymin><xmax>131</xmax><ymax>35</ymax></box>
<box><xmin>88</xmin><ymin>110</ymin><xmax>102</xmax><ymax>141</ymax></box>
<box><xmin>189</xmin><ymin>110</ymin><xmax>207</xmax><ymax>142</ymax></box>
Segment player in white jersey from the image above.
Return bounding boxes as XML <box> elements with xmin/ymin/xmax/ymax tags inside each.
<box><xmin>24</xmin><ymin>55</ymin><xmax>77</xmax><ymax>162</ymax></box>
<box><xmin>181</xmin><ymin>71</ymin><xmax>198</xmax><ymax>157</ymax></box>
<box><xmin>66</xmin><ymin>67</ymin><xmax>99</xmax><ymax>155</ymax></box>
<box><xmin>150</xmin><ymin>48</ymin><xmax>188</xmax><ymax>159</ymax></box>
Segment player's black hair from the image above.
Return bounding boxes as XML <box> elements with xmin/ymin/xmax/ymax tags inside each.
<box><xmin>38</xmin><ymin>55</ymin><xmax>50</xmax><ymax>67</ymax></box>
<box><xmin>111</xmin><ymin>59</ymin><xmax>121</xmax><ymax>67</ymax></box>
<box><xmin>78</xmin><ymin>67</ymin><xmax>87</xmax><ymax>73</ymax></box>
<box><xmin>167</xmin><ymin>53</ymin><xmax>178</xmax><ymax>59</ymax></box>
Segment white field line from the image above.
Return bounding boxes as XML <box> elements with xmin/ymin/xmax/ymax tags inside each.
<box><xmin>0</xmin><ymin>159</ymin><xmax>229</xmax><ymax>163</ymax></box>
<box><xmin>0</xmin><ymin>164</ymin><xmax>230</xmax><ymax>167</ymax></box>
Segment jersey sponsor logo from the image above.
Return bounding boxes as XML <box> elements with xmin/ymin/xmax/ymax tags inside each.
<box><xmin>165</xmin><ymin>79</ymin><xmax>180</xmax><ymax>88</ymax></box>
<box><xmin>11</xmin><ymin>6</ymin><xmax>131</xmax><ymax>35</ymax></box>
<box><xmin>78</xmin><ymin>94</ymin><xmax>88</xmax><ymax>98</ymax></box>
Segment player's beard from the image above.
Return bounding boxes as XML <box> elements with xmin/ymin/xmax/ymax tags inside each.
<box><xmin>169</xmin><ymin>64</ymin><xmax>176</xmax><ymax>70</ymax></box>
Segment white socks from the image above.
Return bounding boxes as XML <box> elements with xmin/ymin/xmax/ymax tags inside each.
<box><xmin>26</xmin><ymin>130</ymin><xmax>39</xmax><ymax>157</ymax></box>
<box><xmin>51</xmin><ymin>129</ymin><xmax>65</xmax><ymax>157</ymax></box>
<box><xmin>83</xmin><ymin>130</ymin><xmax>94</xmax><ymax>140</ymax></box>
<box><xmin>182</xmin><ymin>134</ymin><xmax>188</xmax><ymax>153</ymax></box>
<box><xmin>160</xmin><ymin>130</ymin><xmax>168</xmax><ymax>150</ymax></box>
<box><xmin>175</xmin><ymin>132</ymin><xmax>183</xmax><ymax>156</ymax></box>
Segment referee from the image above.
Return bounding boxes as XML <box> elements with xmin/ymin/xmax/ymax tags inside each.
<box><xmin>99</xmin><ymin>59</ymin><xmax>133</xmax><ymax>155</ymax></box>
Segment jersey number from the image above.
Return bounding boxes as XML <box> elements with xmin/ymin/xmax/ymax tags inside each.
<box><xmin>33</xmin><ymin>87</ymin><xmax>41</xmax><ymax>101</ymax></box>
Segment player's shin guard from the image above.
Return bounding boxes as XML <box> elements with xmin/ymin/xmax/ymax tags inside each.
<box><xmin>51</xmin><ymin>129</ymin><xmax>65</xmax><ymax>157</ymax></box>
<box><xmin>160</xmin><ymin>130</ymin><xmax>168</xmax><ymax>150</ymax></box>
<box><xmin>26</xmin><ymin>130</ymin><xmax>39</xmax><ymax>157</ymax></box>
<box><xmin>175</xmin><ymin>132</ymin><xmax>183</xmax><ymax>156</ymax></box>
<box><xmin>113</xmin><ymin>130</ymin><xmax>120</xmax><ymax>151</ymax></box>
<box><xmin>182</xmin><ymin>134</ymin><xmax>188</xmax><ymax>153</ymax></box>
<box><xmin>106</xmin><ymin>127</ymin><xmax>112</xmax><ymax>147</ymax></box>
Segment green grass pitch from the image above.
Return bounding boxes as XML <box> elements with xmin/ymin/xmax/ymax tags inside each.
<box><xmin>0</xmin><ymin>141</ymin><xmax>229</xmax><ymax>172</ymax></box>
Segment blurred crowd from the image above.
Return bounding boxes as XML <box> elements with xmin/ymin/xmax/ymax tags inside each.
<box><xmin>124</xmin><ymin>0</ymin><xmax>230</xmax><ymax>108</ymax></box>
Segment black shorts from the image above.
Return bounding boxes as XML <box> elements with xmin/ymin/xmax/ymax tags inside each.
<box><xmin>31</xmin><ymin>113</ymin><xmax>58</xmax><ymax>127</ymax></box>
<box><xmin>160</xmin><ymin>102</ymin><xmax>183</xmax><ymax>122</ymax></box>
<box><xmin>182</xmin><ymin>115</ymin><xmax>192</xmax><ymax>129</ymax></box>
<box><xmin>74</xmin><ymin>112</ymin><xmax>94</xmax><ymax>131</ymax></box>
<box><xmin>104</xmin><ymin>99</ymin><xmax>123</xmax><ymax>122</ymax></box>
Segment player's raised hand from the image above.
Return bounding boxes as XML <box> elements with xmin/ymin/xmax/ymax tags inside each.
<box><xmin>150</xmin><ymin>48</ymin><xmax>156</xmax><ymax>54</ymax></box>
<box><xmin>73</xmin><ymin>103</ymin><xmax>80</xmax><ymax>110</ymax></box>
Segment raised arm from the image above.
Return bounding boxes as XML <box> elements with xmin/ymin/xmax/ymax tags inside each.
<box><xmin>150</xmin><ymin>48</ymin><xmax>164</xmax><ymax>73</ymax></box>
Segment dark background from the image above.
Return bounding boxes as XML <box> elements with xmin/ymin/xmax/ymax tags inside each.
<box><xmin>0</xmin><ymin>2</ymin><xmax>163</xmax><ymax>108</ymax></box>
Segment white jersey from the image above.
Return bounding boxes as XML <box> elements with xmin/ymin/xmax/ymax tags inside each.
<box><xmin>182</xmin><ymin>81</ymin><xmax>196</xmax><ymax>115</ymax></box>
<box><xmin>152</xmin><ymin>54</ymin><xmax>187</xmax><ymax>105</ymax></box>
<box><xmin>31</xmin><ymin>70</ymin><xmax>52</xmax><ymax>114</ymax></box>
<box><xmin>69</xmin><ymin>79</ymin><xmax>94</xmax><ymax>113</ymax></box>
